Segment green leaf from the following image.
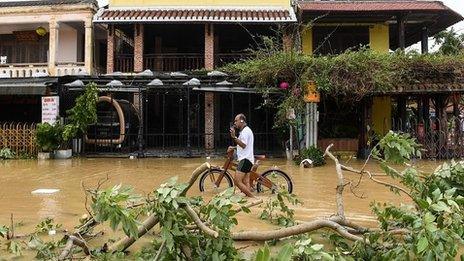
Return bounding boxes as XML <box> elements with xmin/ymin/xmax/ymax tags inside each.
<box><xmin>0</xmin><ymin>225</ymin><xmax>9</xmax><ymax>238</ymax></box>
<box><xmin>255</xmin><ymin>244</ymin><xmax>271</xmax><ymax>261</ymax></box>
<box><xmin>417</xmin><ymin>236</ymin><xmax>429</xmax><ymax>253</ymax></box>
<box><xmin>276</xmin><ymin>244</ymin><xmax>293</xmax><ymax>261</ymax></box>
<box><xmin>7</xmin><ymin>240</ymin><xmax>22</xmax><ymax>256</ymax></box>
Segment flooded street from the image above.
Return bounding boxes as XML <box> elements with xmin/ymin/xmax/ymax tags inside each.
<box><xmin>0</xmin><ymin>157</ymin><xmax>441</xmax><ymax>258</ymax></box>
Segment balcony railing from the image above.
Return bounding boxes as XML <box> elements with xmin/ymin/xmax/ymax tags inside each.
<box><xmin>56</xmin><ymin>62</ymin><xmax>86</xmax><ymax>76</ymax></box>
<box><xmin>0</xmin><ymin>63</ymin><xmax>48</xmax><ymax>78</ymax></box>
<box><xmin>115</xmin><ymin>54</ymin><xmax>134</xmax><ymax>73</ymax></box>
<box><xmin>144</xmin><ymin>53</ymin><xmax>204</xmax><ymax>72</ymax></box>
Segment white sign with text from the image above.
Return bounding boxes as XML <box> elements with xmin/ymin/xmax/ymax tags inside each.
<box><xmin>41</xmin><ymin>96</ymin><xmax>59</xmax><ymax>125</ymax></box>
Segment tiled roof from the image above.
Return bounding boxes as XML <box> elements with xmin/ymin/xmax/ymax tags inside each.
<box><xmin>298</xmin><ymin>1</ymin><xmax>450</xmax><ymax>12</ymax></box>
<box><xmin>94</xmin><ymin>7</ymin><xmax>297</xmax><ymax>23</ymax></box>
<box><xmin>0</xmin><ymin>0</ymin><xmax>97</xmax><ymax>8</ymax></box>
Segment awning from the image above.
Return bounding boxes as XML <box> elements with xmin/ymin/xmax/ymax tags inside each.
<box><xmin>298</xmin><ymin>1</ymin><xmax>457</xmax><ymax>12</ymax></box>
<box><xmin>0</xmin><ymin>77</ymin><xmax>57</xmax><ymax>95</ymax></box>
<box><xmin>192</xmin><ymin>86</ymin><xmax>257</xmax><ymax>93</ymax></box>
<box><xmin>94</xmin><ymin>7</ymin><xmax>297</xmax><ymax>23</ymax></box>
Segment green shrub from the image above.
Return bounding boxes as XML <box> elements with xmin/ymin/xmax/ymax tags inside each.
<box><xmin>294</xmin><ymin>146</ymin><xmax>325</xmax><ymax>167</ymax></box>
<box><xmin>36</xmin><ymin>123</ymin><xmax>60</xmax><ymax>152</ymax></box>
<box><xmin>0</xmin><ymin>148</ymin><xmax>15</xmax><ymax>159</ymax></box>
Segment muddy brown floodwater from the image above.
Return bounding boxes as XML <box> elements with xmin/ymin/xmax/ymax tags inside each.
<box><xmin>0</xmin><ymin>157</ymin><xmax>442</xmax><ymax>259</ymax></box>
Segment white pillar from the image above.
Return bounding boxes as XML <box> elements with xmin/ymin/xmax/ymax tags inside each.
<box><xmin>306</xmin><ymin>103</ymin><xmax>310</xmax><ymax>149</ymax></box>
<box><xmin>48</xmin><ymin>19</ymin><xmax>59</xmax><ymax>76</ymax></box>
<box><xmin>84</xmin><ymin>18</ymin><xmax>93</xmax><ymax>75</ymax></box>
<box><xmin>305</xmin><ymin>102</ymin><xmax>318</xmax><ymax>148</ymax></box>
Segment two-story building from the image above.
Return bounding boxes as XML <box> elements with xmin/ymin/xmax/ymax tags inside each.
<box><xmin>0</xmin><ymin>0</ymin><xmax>102</xmax><ymax>123</ymax></box>
<box><xmin>297</xmin><ymin>0</ymin><xmax>463</xmax><ymax>158</ymax></box>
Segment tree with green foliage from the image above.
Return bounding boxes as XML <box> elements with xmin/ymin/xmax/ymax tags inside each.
<box><xmin>434</xmin><ymin>28</ymin><xmax>464</xmax><ymax>55</ymax></box>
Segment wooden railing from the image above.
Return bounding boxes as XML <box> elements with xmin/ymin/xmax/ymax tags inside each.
<box><xmin>144</xmin><ymin>53</ymin><xmax>204</xmax><ymax>72</ymax></box>
<box><xmin>115</xmin><ymin>54</ymin><xmax>134</xmax><ymax>73</ymax></box>
<box><xmin>0</xmin><ymin>122</ymin><xmax>37</xmax><ymax>156</ymax></box>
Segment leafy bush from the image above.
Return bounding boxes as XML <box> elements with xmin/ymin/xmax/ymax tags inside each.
<box><xmin>225</xmin><ymin>48</ymin><xmax>464</xmax><ymax>132</ymax></box>
<box><xmin>36</xmin><ymin>123</ymin><xmax>61</xmax><ymax>152</ymax></box>
<box><xmin>0</xmin><ymin>148</ymin><xmax>15</xmax><ymax>159</ymax></box>
<box><xmin>293</xmin><ymin>146</ymin><xmax>325</xmax><ymax>166</ymax></box>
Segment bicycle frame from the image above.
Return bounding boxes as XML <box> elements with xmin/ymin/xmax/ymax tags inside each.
<box><xmin>212</xmin><ymin>150</ymin><xmax>274</xmax><ymax>189</ymax></box>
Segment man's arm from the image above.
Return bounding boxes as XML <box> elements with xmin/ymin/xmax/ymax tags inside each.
<box><xmin>233</xmin><ymin>137</ymin><xmax>246</xmax><ymax>149</ymax></box>
<box><xmin>230</xmin><ymin>127</ymin><xmax>246</xmax><ymax>149</ymax></box>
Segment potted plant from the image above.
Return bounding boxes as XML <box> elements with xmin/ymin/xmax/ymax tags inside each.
<box><xmin>36</xmin><ymin>123</ymin><xmax>60</xmax><ymax>159</ymax></box>
<box><xmin>54</xmin><ymin>123</ymin><xmax>78</xmax><ymax>159</ymax></box>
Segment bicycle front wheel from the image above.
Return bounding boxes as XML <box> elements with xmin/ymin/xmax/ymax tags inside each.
<box><xmin>199</xmin><ymin>168</ymin><xmax>234</xmax><ymax>193</ymax></box>
<box><xmin>256</xmin><ymin>169</ymin><xmax>293</xmax><ymax>194</ymax></box>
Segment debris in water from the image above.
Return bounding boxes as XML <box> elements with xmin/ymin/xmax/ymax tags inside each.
<box><xmin>31</xmin><ymin>189</ymin><xmax>60</xmax><ymax>194</ymax></box>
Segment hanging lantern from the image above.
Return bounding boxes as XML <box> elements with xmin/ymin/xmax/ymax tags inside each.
<box><xmin>303</xmin><ymin>81</ymin><xmax>320</xmax><ymax>103</ymax></box>
<box><xmin>36</xmin><ymin>26</ymin><xmax>47</xmax><ymax>37</ymax></box>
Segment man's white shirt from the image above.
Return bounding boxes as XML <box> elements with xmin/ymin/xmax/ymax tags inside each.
<box><xmin>236</xmin><ymin>126</ymin><xmax>254</xmax><ymax>164</ymax></box>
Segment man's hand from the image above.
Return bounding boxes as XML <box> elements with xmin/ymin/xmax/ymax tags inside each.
<box><xmin>229</xmin><ymin>127</ymin><xmax>236</xmax><ymax>139</ymax></box>
<box><xmin>227</xmin><ymin>146</ymin><xmax>235</xmax><ymax>153</ymax></box>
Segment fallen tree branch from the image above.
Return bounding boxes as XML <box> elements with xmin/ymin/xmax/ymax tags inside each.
<box><xmin>231</xmin><ymin>219</ymin><xmax>362</xmax><ymax>242</ymax></box>
<box><xmin>183</xmin><ymin>204</ymin><xmax>219</xmax><ymax>238</ymax></box>
<box><xmin>324</xmin><ymin>144</ymin><xmax>346</xmax><ymax>220</ymax></box>
<box><xmin>59</xmin><ymin>235</ymin><xmax>90</xmax><ymax>260</ymax></box>
<box><xmin>340</xmin><ymin>165</ymin><xmax>413</xmax><ymax>199</ymax></box>
<box><xmin>154</xmin><ymin>240</ymin><xmax>166</xmax><ymax>261</ymax></box>
<box><xmin>107</xmin><ymin>162</ymin><xmax>211</xmax><ymax>253</ymax></box>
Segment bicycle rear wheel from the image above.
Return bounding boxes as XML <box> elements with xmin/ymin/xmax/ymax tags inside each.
<box><xmin>256</xmin><ymin>169</ymin><xmax>293</xmax><ymax>194</ymax></box>
<box><xmin>199</xmin><ymin>168</ymin><xmax>234</xmax><ymax>193</ymax></box>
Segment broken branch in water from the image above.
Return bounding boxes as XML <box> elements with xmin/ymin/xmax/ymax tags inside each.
<box><xmin>340</xmin><ymin>165</ymin><xmax>413</xmax><ymax>199</ymax></box>
<box><xmin>58</xmin><ymin>235</ymin><xmax>90</xmax><ymax>260</ymax></box>
<box><xmin>231</xmin><ymin>219</ymin><xmax>363</xmax><ymax>242</ymax></box>
<box><xmin>183</xmin><ymin>204</ymin><xmax>219</xmax><ymax>238</ymax></box>
<box><xmin>323</xmin><ymin>144</ymin><xmax>346</xmax><ymax>220</ymax></box>
<box><xmin>107</xmin><ymin>162</ymin><xmax>211</xmax><ymax>253</ymax></box>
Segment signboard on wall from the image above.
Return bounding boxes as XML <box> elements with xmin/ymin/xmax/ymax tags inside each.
<box><xmin>41</xmin><ymin>96</ymin><xmax>59</xmax><ymax>124</ymax></box>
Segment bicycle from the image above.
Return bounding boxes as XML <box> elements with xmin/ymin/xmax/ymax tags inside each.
<box><xmin>199</xmin><ymin>150</ymin><xmax>293</xmax><ymax>194</ymax></box>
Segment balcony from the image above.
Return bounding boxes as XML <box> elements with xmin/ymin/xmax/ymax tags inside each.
<box><xmin>56</xmin><ymin>62</ymin><xmax>86</xmax><ymax>76</ymax></box>
<box><xmin>0</xmin><ymin>63</ymin><xmax>48</xmax><ymax>78</ymax></box>
<box><xmin>144</xmin><ymin>53</ymin><xmax>204</xmax><ymax>72</ymax></box>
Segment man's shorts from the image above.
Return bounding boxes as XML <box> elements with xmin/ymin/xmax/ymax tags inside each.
<box><xmin>237</xmin><ymin>158</ymin><xmax>253</xmax><ymax>173</ymax></box>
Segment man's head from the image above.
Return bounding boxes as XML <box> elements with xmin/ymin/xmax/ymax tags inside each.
<box><xmin>234</xmin><ymin>113</ymin><xmax>247</xmax><ymax>130</ymax></box>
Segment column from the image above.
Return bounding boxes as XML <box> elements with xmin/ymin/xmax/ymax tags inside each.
<box><xmin>204</xmin><ymin>24</ymin><xmax>214</xmax><ymax>70</ymax></box>
<box><xmin>397</xmin><ymin>14</ymin><xmax>406</xmax><ymax>50</ymax></box>
<box><xmin>84</xmin><ymin>17</ymin><xmax>93</xmax><ymax>75</ymax></box>
<box><xmin>48</xmin><ymin>19</ymin><xmax>59</xmax><ymax>76</ymax></box>
<box><xmin>301</xmin><ymin>26</ymin><xmax>313</xmax><ymax>54</ymax></box>
<box><xmin>421</xmin><ymin>26</ymin><xmax>429</xmax><ymax>54</ymax></box>
<box><xmin>204</xmin><ymin>92</ymin><xmax>214</xmax><ymax>151</ymax></box>
<box><xmin>134</xmin><ymin>24</ymin><xmax>144</xmax><ymax>72</ymax></box>
<box><xmin>107</xmin><ymin>25</ymin><xmax>114</xmax><ymax>74</ymax></box>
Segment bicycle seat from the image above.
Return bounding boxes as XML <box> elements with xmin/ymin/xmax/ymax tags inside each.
<box><xmin>255</xmin><ymin>155</ymin><xmax>266</xmax><ymax>160</ymax></box>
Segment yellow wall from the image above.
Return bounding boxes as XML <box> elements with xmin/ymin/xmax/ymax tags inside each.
<box><xmin>372</xmin><ymin>96</ymin><xmax>392</xmax><ymax>136</ymax></box>
<box><xmin>370</xmin><ymin>24</ymin><xmax>391</xmax><ymax>136</ymax></box>
<box><xmin>301</xmin><ymin>27</ymin><xmax>313</xmax><ymax>55</ymax></box>
<box><xmin>369</xmin><ymin>24</ymin><xmax>389</xmax><ymax>53</ymax></box>
<box><xmin>110</xmin><ymin>0</ymin><xmax>289</xmax><ymax>7</ymax></box>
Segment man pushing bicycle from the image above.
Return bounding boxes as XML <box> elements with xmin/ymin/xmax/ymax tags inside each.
<box><xmin>228</xmin><ymin>113</ymin><xmax>257</xmax><ymax>198</ymax></box>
